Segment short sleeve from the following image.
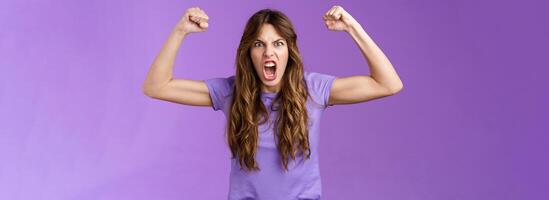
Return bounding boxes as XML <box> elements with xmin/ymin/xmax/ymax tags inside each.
<box><xmin>304</xmin><ymin>71</ymin><xmax>336</xmax><ymax>109</ymax></box>
<box><xmin>204</xmin><ymin>76</ymin><xmax>235</xmax><ymax>111</ymax></box>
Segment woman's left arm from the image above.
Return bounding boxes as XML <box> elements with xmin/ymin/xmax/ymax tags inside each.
<box><xmin>323</xmin><ymin>5</ymin><xmax>403</xmax><ymax>105</ymax></box>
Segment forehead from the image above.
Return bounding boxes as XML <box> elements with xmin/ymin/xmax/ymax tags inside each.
<box><xmin>256</xmin><ymin>24</ymin><xmax>285</xmax><ymax>41</ymax></box>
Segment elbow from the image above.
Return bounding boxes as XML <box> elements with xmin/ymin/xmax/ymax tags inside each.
<box><xmin>143</xmin><ymin>90</ymin><xmax>154</xmax><ymax>98</ymax></box>
<box><xmin>142</xmin><ymin>85</ymin><xmax>157</xmax><ymax>98</ymax></box>
<box><xmin>387</xmin><ymin>82</ymin><xmax>404</xmax><ymax>95</ymax></box>
<box><xmin>143</xmin><ymin>89</ymin><xmax>154</xmax><ymax>98</ymax></box>
<box><xmin>142</xmin><ymin>78</ymin><xmax>171</xmax><ymax>98</ymax></box>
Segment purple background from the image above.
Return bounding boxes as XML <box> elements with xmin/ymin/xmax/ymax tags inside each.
<box><xmin>1</xmin><ymin>0</ymin><xmax>548</xmax><ymax>199</ymax></box>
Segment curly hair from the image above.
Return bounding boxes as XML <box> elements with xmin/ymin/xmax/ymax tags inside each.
<box><xmin>227</xmin><ymin>9</ymin><xmax>310</xmax><ymax>172</ymax></box>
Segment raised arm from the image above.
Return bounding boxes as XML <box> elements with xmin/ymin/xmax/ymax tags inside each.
<box><xmin>142</xmin><ymin>7</ymin><xmax>212</xmax><ymax>107</ymax></box>
<box><xmin>323</xmin><ymin>6</ymin><xmax>403</xmax><ymax>105</ymax></box>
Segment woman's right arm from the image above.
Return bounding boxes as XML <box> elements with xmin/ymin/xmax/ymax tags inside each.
<box><xmin>142</xmin><ymin>7</ymin><xmax>212</xmax><ymax>107</ymax></box>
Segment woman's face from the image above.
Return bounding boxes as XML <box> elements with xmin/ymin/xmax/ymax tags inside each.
<box><xmin>250</xmin><ymin>23</ymin><xmax>289</xmax><ymax>93</ymax></box>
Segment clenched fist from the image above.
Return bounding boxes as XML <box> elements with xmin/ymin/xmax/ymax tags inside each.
<box><xmin>323</xmin><ymin>5</ymin><xmax>359</xmax><ymax>32</ymax></box>
<box><xmin>174</xmin><ymin>7</ymin><xmax>209</xmax><ymax>35</ymax></box>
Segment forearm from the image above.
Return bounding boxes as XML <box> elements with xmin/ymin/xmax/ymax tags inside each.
<box><xmin>347</xmin><ymin>24</ymin><xmax>403</xmax><ymax>92</ymax></box>
<box><xmin>143</xmin><ymin>29</ymin><xmax>188</xmax><ymax>95</ymax></box>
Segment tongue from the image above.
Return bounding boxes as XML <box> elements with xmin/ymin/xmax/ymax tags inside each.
<box><xmin>266</xmin><ymin>67</ymin><xmax>275</xmax><ymax>75</ymax></box>
<box><xmin>264</xmin><ymin>67</ymin><xmax>276</xmax><ymax>80</ymax></box>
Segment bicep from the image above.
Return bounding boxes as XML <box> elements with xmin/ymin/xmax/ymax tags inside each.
<box><xmin>147</xmin><ymin>78</ymin><xmax>212</xmax><ymax>107</ymax></box>
<box><xmin>328</xmin><ymin>75</ymin><xmax>393</xmax><ymax>105</ymax></box>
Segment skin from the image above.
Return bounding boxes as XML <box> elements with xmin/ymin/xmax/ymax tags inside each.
<box><xmin>250</xmin><ymin>24</ymin><xmax>289</xmax><ymax>93</ymax></box>
<box><xmin>323</xmin><ymin>6</ymin><xmax>403</xmax><ymax>105</ymax></box>
<box><xmin>143</xmin><ymin>6</ymin><xmax>403</xmax><ymax>107</ymax></box>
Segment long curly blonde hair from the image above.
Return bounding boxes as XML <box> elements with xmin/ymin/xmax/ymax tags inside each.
<box><xmin>227</xmin><ymin>9</ymin><xmax>310</xmax><ymax>172</ymax></box>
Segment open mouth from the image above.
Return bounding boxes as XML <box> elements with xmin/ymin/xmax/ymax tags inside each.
<box><xmin>263</xmin><ymin>61</ymin><xmax>277</xmax><ymax>81</ymax></box>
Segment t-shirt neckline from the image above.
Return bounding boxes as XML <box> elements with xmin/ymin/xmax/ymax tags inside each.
<box><xmin>261</xmin><ymin>92</ymin><xmax>279</xmax><ymax>98</ymax></box>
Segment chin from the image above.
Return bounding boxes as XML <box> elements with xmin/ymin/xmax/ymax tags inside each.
<box><xmin>262</xmin><ymin>79</ymin><xmax>280</xmax><ymax>86</ymax></box>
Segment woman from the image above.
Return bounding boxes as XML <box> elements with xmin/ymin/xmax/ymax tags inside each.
<box><xmin>143</xmin><ymin>5</ymin><xmax>402</xmax><ymax>200</ymax></box>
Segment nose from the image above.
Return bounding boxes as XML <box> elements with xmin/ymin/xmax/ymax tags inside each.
<box><xmin>263</xmin><ymin>44</ymin><xmax>275</xmax><ymax>58</ymax></box>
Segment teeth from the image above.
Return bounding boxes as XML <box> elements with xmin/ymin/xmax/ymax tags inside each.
<box><xmin>264</xmin><ymin>62</ymin><xmax>276</xmax><ymax>67</ymax></box>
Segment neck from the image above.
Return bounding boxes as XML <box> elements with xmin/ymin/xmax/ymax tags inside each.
<box><xmin>261</xmin><ymin>83</ymin><xmax>281</xmax><ymax>93</ymax></box>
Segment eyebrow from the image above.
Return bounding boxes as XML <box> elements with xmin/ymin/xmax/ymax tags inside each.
<box><xmin>254</xmin><ymin>39</ymin><xmax>286</xmax><ymax>43</ymax></box>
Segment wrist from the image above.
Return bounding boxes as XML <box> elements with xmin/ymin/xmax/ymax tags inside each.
<box><xmin>346</xmin><ymin>21</ymin><xmax>361</xmax><ymax>33</ymax></box>
<box><xmin>172</xmin><ymin>28</ymin><xmax>189</xmax><ymax>38</ymax></box>
<box><xmin>346</xmin><ymin>22</ymin><xmax>365</xmax><ymax>37</ymax></box>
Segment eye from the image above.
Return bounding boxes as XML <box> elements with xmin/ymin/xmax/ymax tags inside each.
<box><xmin>253</xmin><ymin>42</ymin><xmax>264</xmax><ymax>47</ymax></box>
<box><xmin>275</xmin><ymin>41</ymin><xmax>285</xmax><ymax>46</ymax></box>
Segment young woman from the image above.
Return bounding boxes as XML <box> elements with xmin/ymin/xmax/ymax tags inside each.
<box><xmin>143</xmin><ymin>6</ymin><xmax>402</xmax><ymax>200</ymax></box>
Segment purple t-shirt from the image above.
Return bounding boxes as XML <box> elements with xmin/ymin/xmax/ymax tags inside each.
<box><xmin>204</xmin><ymin>71</ymin><xmax>336</xmax><ymax>200</ymax></box>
